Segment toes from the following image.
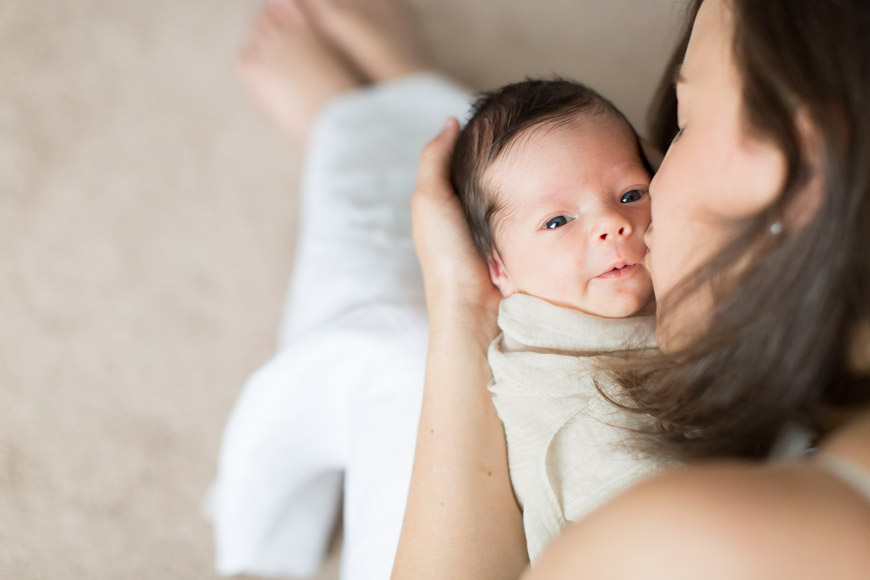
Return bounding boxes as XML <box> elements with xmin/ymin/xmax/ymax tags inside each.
<box><xmin>243</xmin><ymin>6</ymin><xmax>276</xmax><ymax>56</ymax></box>
<box><xmin>237</xmin><ymin>32</ymin><xmax>264</xmax><ymax>77</ymax></box>
<box><xmin>242</xmin><ymin>0</ymin><xmax>311</xmax><ymax>63</ymax></box>
<box><xmin>239</xmin><ymin>18</ymin><xmax>266</xmax><ymax>65</ymax></box>
<box><xmin>256</xmin><ymin>5</ymin><xmax>279</xmax><ymax>33</ymax></box>
<box><xmin>267</xmin><ymin>0</ymin><xmax>309</xmax><ymax>31</ymax></box>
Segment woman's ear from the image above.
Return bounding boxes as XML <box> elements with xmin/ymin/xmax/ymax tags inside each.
<box><xmin>487</xmin><ymin>250</ymin><xmax>515</xmax><ymax>298</ymax></box>
<box><xmin>784</xmin><ymin>109</ymin><xmax>825</xmax><ymax>231</ymax></box>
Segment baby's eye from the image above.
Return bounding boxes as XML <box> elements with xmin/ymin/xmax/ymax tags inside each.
<box><xmin>544</xmin><ymin>215</ymin><xmax>574</xmax><ymax>230</ymax></box>
<box><xmin>620</xmin><ymin>189</ymin><xmax>647</xmax><ymax>204</ymax></box>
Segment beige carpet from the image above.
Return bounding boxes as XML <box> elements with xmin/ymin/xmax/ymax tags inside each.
<box><xmin>0</xmin><ymin>1</ymin><xmax>683</xmax><ymax>578</ymax></box>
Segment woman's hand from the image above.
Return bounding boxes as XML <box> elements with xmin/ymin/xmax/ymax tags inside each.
<box><xmin>393</xmin><ymin>119</ymin><xmax>529</xmax><ymax>580</ymax></box>
<box><xmin>411</xmin><ymin>118</ymin><xmax>502</xmax><ymax>343</ymax></box>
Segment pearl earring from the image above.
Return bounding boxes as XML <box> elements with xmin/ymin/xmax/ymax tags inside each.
<box><xmin>770</xmin><ymin>221</ymin><xmax>783</xmax><ymax>236</ymax></box>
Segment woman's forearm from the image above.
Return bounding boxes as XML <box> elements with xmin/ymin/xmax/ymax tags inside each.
<box><xmin>395</xmin><ymin>120</ymin><xmax>527</xmax><ymax>578</ymax></box>
<box><xmin>392</xmin><ymin>317</ymin><xmax>528</xmax><ymax>580</ymax></box>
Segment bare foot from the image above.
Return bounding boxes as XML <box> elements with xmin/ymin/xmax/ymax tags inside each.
<box><xmin>301</xmin><ymin>0</ymin><xmax>428</xmax><ymax>83</ymax></box>
<box><xmin>238</xmin><ymin>0</ymin><xmax>363</xmax><ymax>140</ymax></box>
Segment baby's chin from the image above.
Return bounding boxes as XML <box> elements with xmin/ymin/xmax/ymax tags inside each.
<box><xmin>537</xmin><ymin>292</ymin><xmax>654</xmax><ymax>318</ymax></box>
<box><xmin>587</xmin><ymin>297</ymin><xmax>654</xmax><ymax>318</ymax></box>
<box><xmin>571</xmin><ymin>287</ymin><xmax>655</xmax><ymax>319</ymax></box>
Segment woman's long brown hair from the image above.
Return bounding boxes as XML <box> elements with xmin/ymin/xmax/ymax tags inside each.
<box><xmin>618</xmin><ymin>0</ymin><xmax>870</xmax><ymax>459</ymax></box>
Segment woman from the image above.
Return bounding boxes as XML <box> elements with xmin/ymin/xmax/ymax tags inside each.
<box><xmin>394</xmin><ymin>0</ymin><xmax>870</xmax><ymax>577</ymax></box>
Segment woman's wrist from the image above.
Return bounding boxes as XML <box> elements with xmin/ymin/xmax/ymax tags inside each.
<box><xmin>429</xmin><ymin>317</ymin><xmax>496</xmax><ymax>359</ymax></box>
<box><xmin>425</xmin><ymin>285</ymin><xmax>499</xmax><ymax>348</ymax></box>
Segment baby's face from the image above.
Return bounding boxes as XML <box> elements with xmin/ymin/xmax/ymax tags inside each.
<box><xmin>485</xmin><ymin>115</ymin><xmax>654</xmax><ymax>318</ymax></box>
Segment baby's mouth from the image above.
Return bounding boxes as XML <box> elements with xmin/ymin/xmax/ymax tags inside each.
<box><xmin>595</xmin><ymin>262</ymin><xmax>640</xmax><ymax>279</ymax></box>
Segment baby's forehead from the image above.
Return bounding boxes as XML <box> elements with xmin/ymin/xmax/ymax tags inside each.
<box><xmin>489</xmin><ymin>113</ymin><xmax>644</xmax><ymax>184</ymax></box>
<box><xmin>500</xmin><ymin>110</ymin><xmax>637</xmax><ymax>161</ymax></box>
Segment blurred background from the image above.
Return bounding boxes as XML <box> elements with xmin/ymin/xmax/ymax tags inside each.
<box><xmin>0</xmin><ymin>0</ymin><xmax>683</xmax><ymax>578</ymax></box>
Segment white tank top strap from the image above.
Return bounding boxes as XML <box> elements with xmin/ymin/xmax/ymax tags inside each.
<box><xmin>812</xmin><ymin>450</ymin><xmax>870</xmax><ymax>504</ymax></box>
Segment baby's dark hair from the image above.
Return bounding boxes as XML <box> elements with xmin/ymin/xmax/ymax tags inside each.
<box><xmin>451</xmin><ymin>78</ymin><xmax>651</xmax><ymax>259</ymax></box>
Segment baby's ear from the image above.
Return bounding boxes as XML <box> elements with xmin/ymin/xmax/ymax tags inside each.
<box><xmin>487</xmin><ymin>250</ymin><xmax>514</xmax><ymax>298</ymax></box>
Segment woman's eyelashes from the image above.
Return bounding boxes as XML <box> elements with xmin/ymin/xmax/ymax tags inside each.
<box><xmin>544</xmin><ymin>215</ymin><xmax>574</xmax><ymax>230</ymax></box>
<box><xmin>620</xmin><ymin>188</ymin><xmax>648</xmax><ymax>204</ymax></box>
<box><xmin>671</xmin><ymin>126</ymin><xmax>685</xmax><ymax>143</ymax></box>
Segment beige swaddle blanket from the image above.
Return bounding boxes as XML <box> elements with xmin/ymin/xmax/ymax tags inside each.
<box><xmin>488</xmin><ymin>293</ymin><xmax>666</xmax><ymax>562</ymax></box>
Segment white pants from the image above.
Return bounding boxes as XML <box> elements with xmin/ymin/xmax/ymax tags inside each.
<box><xmin>211</xmin><ymin>74</ymin><xmax>472</xmax><ymax>580</ymax></box>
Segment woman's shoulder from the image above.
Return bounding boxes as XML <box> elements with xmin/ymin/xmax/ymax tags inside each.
<box><xmin>525</xmin><ymin>456</ymin><xmax>870</xmax><ymax>580</ymax></box>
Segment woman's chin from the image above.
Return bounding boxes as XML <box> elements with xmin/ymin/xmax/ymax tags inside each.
<box><xmin>654</xmin><ymin>291</ymin><xmax>714</xmax><ymax>353</ymax></box>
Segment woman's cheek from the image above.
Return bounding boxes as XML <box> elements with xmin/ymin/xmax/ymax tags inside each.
<box><xmin>647</xmin><ymin>178</ymin><xmax>684</xmax><ymax>299</ymax></box>
<box><xmin>648</xmin><ymin>243</ymin><xmax>675</xmax><ymax>302</ymax></box>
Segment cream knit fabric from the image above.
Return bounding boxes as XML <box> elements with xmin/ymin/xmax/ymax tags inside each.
<box><xmin>489</xmin><ymin>293</ymin><xmax>665</xmax><ymax>561</ymax></box>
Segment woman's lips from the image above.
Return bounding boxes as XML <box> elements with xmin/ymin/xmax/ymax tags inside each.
<box><xmin>595</xmin><ymin>263</ymin><xmax>641</xmax><ymax>279</ymax></box>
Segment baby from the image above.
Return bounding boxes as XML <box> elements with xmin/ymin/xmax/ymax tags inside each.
<box><xmin>451</xmin><ymin>79</ymin><xmax>665</xmax><ymax>561</ymax></box>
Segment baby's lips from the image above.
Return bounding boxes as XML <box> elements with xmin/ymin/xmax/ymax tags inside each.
<box><xmin>594</xmin><ymin>263</ymin><xmax>646</xmax><ymax>280</ymax></box>
<box><xmin>595</xmin><ymin>260</ymin><xmax>627</xmax><ymax>278</ymax></box>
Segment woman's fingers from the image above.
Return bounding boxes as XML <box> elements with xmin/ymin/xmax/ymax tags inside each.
<box><xmin>414</xmin><ymin>118</ymin><xmax>461</xmax><ymax>203</ymax></box>
<box><xmin>411</xmin><ymin>118</ymin><xmax>470</xmax><ymax>263</ymax></box>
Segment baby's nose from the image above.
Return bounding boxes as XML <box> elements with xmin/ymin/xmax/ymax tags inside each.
<box><xmin>598</xmin><ymin>226</ymin><xmax>628</xmax><ymax>241</ymax></box>
<box><xmin>594</xmin><ymin>216</ymin><xmax>632</xmax><ymax>243</ymax></box>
